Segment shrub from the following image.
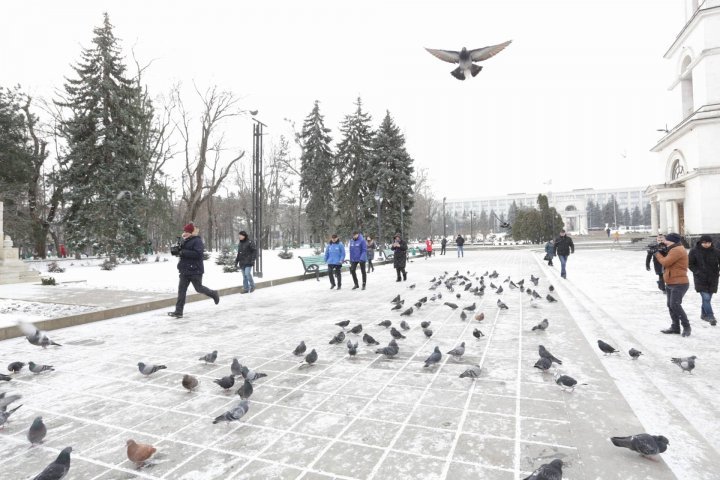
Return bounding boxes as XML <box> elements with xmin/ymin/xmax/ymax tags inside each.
<box><xmin>41</xmin><ymin>277</ymin><xmax>57</xmax><ymax>286</ymax></box>
<box><xmin>47</xmin><ymin>261</ymin><xmax>65</xmax><ymax>273</ymax></box>
<box><xmin>223</xmin><ymin>265</ymin><xmax>239</xmax><ymax>273</ymax></box>
<box><xmin>203</xmin><ymin>252</ymin><xmax>210</xmax><ymax>261</ymax></box>
<box><xmin>100</xmin><ymin>259</ymin><xmax>117</xmax><ymax>271</ymax></box>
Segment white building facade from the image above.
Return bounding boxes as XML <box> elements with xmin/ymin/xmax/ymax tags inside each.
<box><xmin>648</xmin><ymin>0</ymin><xmax>720</xmax><ymax>236</ymax></box>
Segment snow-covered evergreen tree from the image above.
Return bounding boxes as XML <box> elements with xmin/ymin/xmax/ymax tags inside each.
<box><xmin>298</xmin><ymin>101</ymin><xmax>334</xmax><ymax>243</ymax></box>
<box><xmin>57</xmin><ymin>14</ymin><xmax>152</xmax><ymax>258</ymax></box>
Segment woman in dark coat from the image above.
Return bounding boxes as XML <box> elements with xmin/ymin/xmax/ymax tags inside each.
<box><xmin>688</xmin><ymin>235</ymin><xmax>720</xmax><ymax>325</ymax></box>
<box><xmin>391</xmin><ymin>233</ymin><xmax>408</xmax><ymax>282</ymax></box>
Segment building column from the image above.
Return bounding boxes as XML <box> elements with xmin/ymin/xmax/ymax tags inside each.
<box><xmin>659</xmin><ymin>200</ymin><xmax>668</xmax><ymax>233</ymax></box>
<box><xmin>665</xmin><ymin>201</ymin><xmax>675</xmax><ymax>232</ymax></box>
<box><xmin>671</xmin><ymin>201</ymin><xmax>680</xmax><ymax>234</ymax></box>
<box><xmin>650</xmin><ymin>201</ymin><xmax>658</xmax><ymax>234</ymax></box>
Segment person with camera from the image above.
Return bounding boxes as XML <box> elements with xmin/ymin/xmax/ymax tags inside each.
<box><xmin>235</xmin><ymin>230</ymin><xmax>257</xmax><ymax>294</ymax></box>
<box><xmin>654</xmin><ymin>233</ymin><xmax>691</xmax><ymax>336</ymax></box>
<box><xmin>688</xmin><ymin>235</ymin><xmax>720</xmax><ymax>326</ymax></box>
<box><xmin>646</xmin><ymin>234</ymin><xmax>667</xmax><ymax>292</ymax></box>
<box><xmin>324</xmin><ymin>234</ymin><xmax>345</xmax><ymax>290</ymax></box>
<box><xmin>553</xmin><ymin>229</ymin><xmax>574</xmax><ymax>279</ymax></box>
<box><xmin>348</xmin><ymin>231</ymin><xmax>368</xmax><ymax>290</ymax></box>
<box><xmin>391</xmin><ymin>233</ymin><xmax>408</xmax><ymax>282</ymax></box>
<box><xmin>167</xmin><ymin>223</ymin><xmax>219</xmax><ymax>318</ymax></box>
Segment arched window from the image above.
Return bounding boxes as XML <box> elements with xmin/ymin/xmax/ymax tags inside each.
<box><xmin>681</xmin><ymin>56</ymin><xmax>694</xmax><ymax>118</ymax></box>
<box><xmin>671</xmin><ymin>159</ymin><xmax>686</xmax><ymax>180</ymax></box>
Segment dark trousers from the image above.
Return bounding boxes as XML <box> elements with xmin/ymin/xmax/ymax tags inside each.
<box><xmin>657</xmin><ymin>274</ymin><xmax>666</xmax><ymax>292</ymax></box>
<box><xmin>395</xmin><ymin>267</ymin><xmax>407</xmax><ymax>281</ymax></box>
<box><xmin>175</xmin><ymin>274</ymin><xmax>214</xmax><ymax>314</ymax></box>
<box><xmin>665</xmin><ymin>283</ymin><xmax>690</xmax><ymax>329</ymax></box>
<box><xmin>367</xmin><ymin>257</ymin><xmax>374</xmax><ymax>272</ymax></box>
<box><xmin>328</xmin><ymin>264</ymin><xmax>342</xmax><ymax>287</ymax></box>
<box><xmin>440</xmin><ymin>246</ymin><xmax>446</xmax><ymax>255</ymax></box>
<box><xmin>350</xmin><ymin>261</ymin><xmax>367</xmax><ymax>287</ymax></box>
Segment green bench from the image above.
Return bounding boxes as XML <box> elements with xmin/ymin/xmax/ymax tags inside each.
<box><xmin>299</xmin><ymin>255</ymin><xmax>349</xmax><ymax>281</ymax></box>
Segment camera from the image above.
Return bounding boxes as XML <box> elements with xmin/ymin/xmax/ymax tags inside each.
<box><xmin>170</xmin><ymin>237</ymin><xmax>183</xmax><ymax>257</ymax></box>
<box><xmin>647</xmin><ymin>243</ymin><xmax>668</xmax><ymax>256</ymax></box>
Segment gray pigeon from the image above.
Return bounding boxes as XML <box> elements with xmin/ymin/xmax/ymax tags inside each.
<box><xmin>460</xmin><ymin>311</ymin><xmax>467</xmax><ymax>321</ymax></box>
<box><xmin>400</xmin><ymin>308</ymin><xmax>414</xmax><ymax>316</ymax></box>
<box><xmin>29</xmin><ymin>362</ymin><xmax>55</xmax><ymax>374</ymax></box>
<box><xmin>497</xmin><ymin>299</ymin><xmax>508</xmax><ymax>309</ymax></box>
<box><xmin>473</xmin><ymin>328</ymin><xmax>484</xmax><ymax>339</ymax></box>
<box><xmin>391</xmin><ymin>294</ymin><xmax>401</xmax><ymax>303</ymax></box>
<box><xmin>231</xmin><ymin>358</ymin><xmax>244</xmax><ymax>376</ymax></box>
<box><xmin>0</xmin><ymin>392</ymin><xmax>22</xmax><ymax>410</ymax></box>
<box><xmin>400</xmin><ymin>320</ymin><xmax>410</xmax><ymax>331</ymax></box>
<box><xmin>32</xmin><ymin>445</ymin><xmax>72</xmax><ymax>480</ymax></box>
<box><xmin>597</xmin><ymin>340</ymin><xmax>619</xmax><ymax>355</ymax></box>
<box><xmin>335</xmin><ymin>320</ymin><xmax>350</xmax><ymax>329</ymax></box>
<box><xmin>421</xmin><ymin>321</ymin><xmax>431</xmax><ymax>329</ymax></box>
<box><xmin>629</xmin><ymin>348</ymin><xmax>643</xmax><ymax>359</ymax></box>
<box><xmin>546</xmin><ymin>294</ymin><xmax>557</xmax><ymax>303</ymax></box>
<box><xmin>199</xmin><ymin>350</ymin><xmax>217</xmax><ymax>364</ymax></box>
<box><xmin>463</xmin><ymin>303</ymin><xmax>476</xmax><ymax>311</ymax></box>
<box><xmin>459</xmin><ymin>364</ymin><xmax>482</xmax><ymax>379</ymax></box>
<box><xmin>236</xmin><ymin>379</ymin><xmax>253</xmax><ymax>399</ymax></box>
<box><xmin>377</xmin><ymin>320</ymin><xmax>392</xmax><ymax>328</ymax></box>
<box><xmin>292</xmin><ymin>342</ymin><xmax>306</xmax><ymax>356</ymax></box>
<box><xmin>137</xmin><ymin>362</ymin><xmax>166</xmax><ymax>376</ymax></box>
<box><xmin>0</xmin><ymin>404</ymin><xmax>22</xmax><ymax>427</ymax></box>
<box><xmin>534</xmin><ymin>357</ymin><xmax>552</xmax><ymax>372</ymax></box>
<box><xmin>28</xmin><ymin>416</ymin><xmax>47</xmax><ymax>445</ymax></box>
<box><xmin>554</xmin><ymin>373</ymin><xmax>578</xmax><ymax>391</ymax></box>
<box><xmin>424</xmin><ymin>346</ymin><xmax>442</xmax><ymax>367</ymax></box>
<box><xmin>363</xmin><ymin>333</ymin><xmax>380</xmax><ymax>346</ymax></box>
<box><xmin>496</xmin><ymin>286</ymin><xmax>504</xmax><ymax>294</ymax></box>
<box><xmin>549</xmin><ymin>284</ymin><xmax>555</xmax><ymax>292</ymax></box>
<box><xmin>347</xmin><ymin>340</ymin><xmax>358</xmax><ymax>356</ymax></box>
<box><xmin>0</xmin><ymin>373</ymin><xmax>11</xmax><ymax>381</ymax></box>
<box><xmin>423</xmin><ymin>328</ymin><xmax>433</xmax><ymax>338</ymax></box>
<box><xmin>391</xmin><ymin>303</ymin><xmax>403</xmax><ymax>311</ymax></box>
<box><xmin>18</xmin><ymin>321</ymin><xmax>61</xmax><ymax>349</ymax></box>
<box><xmin>304</xmin><ymin>349</ymin><xmax>318</xmax><ymax>366</ymax></box>
<box><xmin>213</xmin><ymin>375</ymin><xmax>235</xmax><ymax>390</ymax></box>
<box><xmin>444</xmin><ymin>302</ymin><xmax>458</xmax><ymax>309</ymax></box>
<box><xmin>182</xmin><ymin>374</ymin><xmax>199</xmax><ymax>391</ymax></box>
<box><xmin>532</xmin><ymin>319</ymin><xmax>549</xmax><ymax>331</ymax></box>
<box><xmin>329</xmin><ymin>331</ymin><xmax>346</xmax><ymax>345</ymax></box>
<box><xmin>671</xmin><ymin>356</ymin><xmax>696</xmax><ymax>373</ymax></box>
<box><xmin>390</xmin><ymin>327</ymin><xmax>406</xmax><ymax>340</ymax></box>
<box><xmin>523</xmin><ymin>459</ymin><xmax>563</xmax><ymax>480</ymax></box>
<box><xmin>538</xmin><ymin>345</ymin><xmax>562</xmax><ymax>365</ymax></box>
<box><xmin>240</xmin><ymin>366</ymin><xmax>267</xmax><ymax>382</ymax></box>
<box><xmin>213</xmin><ymin>400</ymin><xmax>250</xmax><ymax>424</ymax></box>
<box><xmin>349</xmin><ymin>324</ymin><xmax>363</xmax><ymax>334</ymax></box>
<box><xmin>611</xmin><ymin>434</ymin><xmax>669</xmax><ymax>456</ymax></box>
<box><xmin>447</xmin><ymin>342</ymin><xmax>465</xmax><ymax>360</ymax></box>
<box><xmin>8</xmin><ymin>361</ymin><xmax>25</xmax><ymax>373</ymax></box>
<box><xmin>425</xmin><ymin>41</ymin><xmax>512</xmax><ymax>80</ymax></box>
<box><xmin>376</xmin><ymin>340</ymin><xmax>399</xmax><ymax>358</ymax></box>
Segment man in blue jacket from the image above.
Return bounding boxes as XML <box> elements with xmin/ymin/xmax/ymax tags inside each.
<box><xmin>348</xmin><ymin>231</ymin><xmax>368</xmax><ymax>290</ymax></box>
<box><xmin>324</xmin><ymin>234</ymin><xmax>346</xmax><ymax>290</ymax></box>
<box><xmin>168</xmin><ymin>223</ymin><xmax>219</xmax><ymax>318</ymax></box>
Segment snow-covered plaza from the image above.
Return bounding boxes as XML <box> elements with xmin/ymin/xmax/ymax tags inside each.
<box><xmin>0</xmin><ymin>247</ymin><xmax>718</xmax><ymax>479</ymax></box>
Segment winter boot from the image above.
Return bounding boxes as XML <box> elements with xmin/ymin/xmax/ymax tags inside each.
<box><xmin>681</xmin><ymin>326</ymin><xmax>692</xmax><ymax>337</ymax></box>
<box><xmin>661</xmin><ymin>326</ymin><xmax>681</xmax><ymax>334</ymax></box>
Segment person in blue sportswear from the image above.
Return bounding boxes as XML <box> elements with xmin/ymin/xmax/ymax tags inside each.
<box><xmin>348</xmin><ymin>231</ymin><xmax>368</xmax><ymax>290</ymax></box>
<box><xmin>324</xmin><ymin>234</ymin><xmax>346</xmax><ymax>290</ymax></box>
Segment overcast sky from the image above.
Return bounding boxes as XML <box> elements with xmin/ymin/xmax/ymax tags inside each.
<box><xmin>1</xmin><ymin>0</ymin><xmax>685</xmax><ymax>199</ymax></box>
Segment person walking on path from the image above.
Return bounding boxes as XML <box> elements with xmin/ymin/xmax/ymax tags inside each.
<box><xmin>366</xmin><ymin>236</ymin><xmax>377</xmax><ymax>272</ymax></box>
<box><xmin>606</xmin><ymin>226</ymin><xmax>611</xmax><ymax>238</ymax></box>
<box><xmin>553</xmin><ymin>229</ymin><xmax>574</xmax><ymax>279</ymax></box>
<box><xmin>646</xmin><ymin>234</ymin><xmax>666</xmax><ymax>292</ymax></box>
<box><xmin>425</xmin><ymin>238</ymin><xmax>433</xmax><ymax>259</ymax></box>
<box><xmin>455</xmin><ymin>234</ymin><xmax>465</xmax><ymax>258</ymax></box>
<box><xmin>391</xmin><ymin>233</ymin><xmax>408</xmax><ymax>282</ymax></box>
<box><xmin>688</xmin><ymin>234</ymin><xmax>720</xmax><ymax>326</ymax></box>
<box><xmin>612</xmin><ymin>230</ymin><xmax>621</xmax><ymax>248</ymax></box>
<box><xmin>440</xmin><ymin>237</ymin><xmax>447</xmax><ymax>255</ymax></box>
<box><xmin>655</xmin><ymin>233</ymin><xmax>692</xmax><ymax>336</ymax></box>
<box><xmin>349</xmin><ymin>231</ymin><xmax>368</xmax><ymax>290</ymax></box>
<box><xmin>168</xmin><ymin>223</ymin><xmax>219</xmax><ymax>318</ymax></box>
<box><xmin>544</xmin><ymin>239</ymin><xmax>555</xmax><ymax>267</ymax></box>
<box><xmin>235</xmin><ymin>230</ymin><xmax>257</xmax><ymax>294</ymax></box>
<box><xmin>324</xmin><ymin>234</ymin><xmax>345</xmax><ymax>290</ymax></box>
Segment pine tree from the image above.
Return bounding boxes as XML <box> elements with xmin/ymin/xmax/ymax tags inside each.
<box><xmin>478</xmin><ymin>210</ymin><xmax>489</xmax><ymax>238</ymax></box>
<box><xmin>508</xmin><ymin>201</ymin><xmax>519</xmax><ymax>225</ymax></box>
<box><xmin>299</xmin><ymin>101</ymin><xmax>334</xmax><ymax>243</ymax></box>
<box><xmin>334</xmin><ymin>98</ymin><xmax>375</xmax><ymax>234</ymax></box>
<box><xmin>368</xmin><ymin>111</ymin><xmax>415</xmax><ymax>243</ymax></box>
<box><xmin>631</xmin><ymin>205</ymin><xmax>642</xmax><ymax>226</ymax></box>
<box><xmin>57</xmin><ymin>14</ymin><xmax>152</xmax><ymax>258</ymax></box>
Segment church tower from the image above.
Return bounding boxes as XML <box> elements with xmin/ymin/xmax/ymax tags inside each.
<box><xmin>647</xmin><ymin>0</ymin><xmax>720</xmax><ymax>237</ymax></box>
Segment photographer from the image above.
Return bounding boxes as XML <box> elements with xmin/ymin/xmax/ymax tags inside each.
<box><xmin>688</xmin><ymin>235</ymin><xmax>720</xmax><ymax>326</ymax></box>
<box><xmin>391</xmin><ymin>233</ymin><xmax>408</xmax><ymax>282</ymax></box>
<box><xmin>646</xmin><ymin>234</ymin><xmax>667</xmax><ymax>292</ymax></box>
<box><xmin>655</xmin><ymin>233</ymin><xmax>691</xmax><ymax>337</ymax></box>
<box><xmin>167</xmin><ymin>223</ymin><xmax>219</xmax><ymax>318</ymax></box>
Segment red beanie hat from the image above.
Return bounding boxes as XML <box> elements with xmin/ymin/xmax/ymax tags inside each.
<box><xmin>183</xmin><ymin>223</ymin><xmax>195</xmax><ymax>233</ymax></box>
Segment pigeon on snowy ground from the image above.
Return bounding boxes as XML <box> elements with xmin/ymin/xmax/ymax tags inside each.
<box><xmin>532</xmin><ymin>319</ymin><xmax>549</xmax><ymax>331</ymax></box>
<box><xmin>304</xmin><ymin>349</ymin><xmax>318</xmax><ymax>366</ymax></box>
<box><xmin>554</xmin><ymin>373</ymin><xmax>578</xmax><ymax>391</ymax></box>
<box><xmin>523</xmin><ymin>459</ymin><xmax>563</xmax><ymax>480</ymax></box>
<box><xmin>18</xmin><ymin>321</ymin><xmax>61</xmax><ymax>348</ymax></box>
<box><xmin>240</xmin><ymin>366</ymin><xmax>267</xmax><ymax>383</ymax></box>
<box><xmin>347</xmin><ymin>340</ymin><xmax>358</xmax><ymax>356</ymax></box>
<box><xmin>611</xmin><ymin>434</ymin><xmax>669</xmax><ymax>457</ymax></box>
<box><xmin>0</xmin><ymin>373</ymin><xmax>11</xmax><ymax>381</ymax></box>
<box><xmin>423</xmin><ymin>328</ymin><xmax>433</xmax><ymax>338</ymax></box>
<box><xmin>126</xmin><ymin>439</ymin><xmax>157</xmax><ymax>467</ymax></box>
<box><xmin>378</xmin><ymin>320</ymin><xmax>392</xmax><ymax>328</ymax></box>
<box><xmin>293</xmin><ymin>341</ymin><xmax>307</xmax><ymax>356</ymax></box>
<box><xmin>671</xmin><ymin>356</ymin><xmax>696</xmax><ymax>373</ymax></box>
<box><xmin>237</xmin><ymin>379</ymin><xmax>253</xmax><ymax>399</ymax></box>
<box><xmin>349</xmin><ymin>324</ymin><xmax>363</xmax><ymax>334</ymax></box>
<box><xmin>532</xmin><ymin>290</ymin><xmax>541</xmax><ymax>299</ymax></box>
<box><xmin>419</xmin><ymin>296</ymin><xmax>428</xmax><ymax>303</ymax></box>
<box><xmin>137</xmin><ymin>362</ymin><xmax>165</xmax><ymax>376</ymax></box>
<box><xmin>391</xmin><ymin>294</ymin><xmax>401</xmax><ymax>303</ymax></box>
<box><xmin>29</xmin><ymin>362</ymin><xmax>54</xmax><ymax>374</ymax></box>
<box><xmin>497</xmin><ymin>299</ymin><xmax>508</xmax><ymax>309</ymax></box>
<box><xmin>7</xmin><ymin>362</ymin><xmax>25</xmax><ymax>374</ymax></box>
<box><xmin>400</xmin><ymin>308</ymin><xmax>414</xmax><ymax>316</ymax></box>
<box><xmin>0</xmin><ymin>392</ymin><xmax>22</xmax><ymax>410</ymax></box>
<box><xmin>329</xmin><ymin>331</ymin><xmax>346</xmax><ymax>345</ymax></box>
<box><xmin>463</xmin><ymin>303</ymin><xmax>476</xmax><ymax>311</ymax></box>
<box><xmin>213</xmin><ymin>400</ymin><xmax>250</xmax><ymax>424</ymax></box>
<box><xmin>0</xmin><ymin>404</ymin><xmax>22</xmax><ymax>427</ymax></box>
<box><xmin>414</xmin><ymin>301</ymin><xmax>423</xmax><ymax>309</ymax></box>
<box><xmin>456</xmin><ymin>293</ymin><xmax>462</xmax><ymax>299</ymax></box>
<box><xmin>509</xmin><ymin>281</ymin><xmax>518</xmax><ymax>289</ymax></box>
<box><xmin>28</xmin><ymin>416</ymin><xmax>47</xmax><ymax>445</ymax></box>
<box><xmin>376</xmin><ymin>340</ymin><xmax>399</xmax><ymax>358</ymax></box>
<box><xmin>460</xmin><ymin>311</ymin><xmax>467</xmax><ymax>321</ymax></box>
<box><xmin>424</xmin><ymin>346</ymin><xmax>442</xmax><ymax>367</ymax></box>
<box><xmin>530</xmin><ymin>275</ymin><xmax>539</xmax><ymax>286</ymax></box>
<box><xmin>421</xmin><ymin>321</ymin><xmax>431</xmax><ymax>329</ymax></box>
<box><xmin>390</xmin><ymin>327</ymin><xmax>406</xmax><ymax>340</ymax></box>
<box><xmin>546</xmin><ymin>294</ymin><xmax>557</xmax><ymax>303</ymax></box>
<box><xmin>460</xmin><ymin>365</ymin><xmax>482</xmax><ymax>379</ymax></box>
<box><xmin>199</xmin><ymin>350</ymin><xmax>217</xmax><ymax>364</ymax></box>
<box><xmin>363</xmin><ymin>333</ymin><xmax>380</xmax><ymax>345</ymax></box>
<box><xmin>629</xmin><ymin>348</ymin><xmax>643</xmax><ymax>359</ymax></box>
<box><xmin>32</xmin><ymin>446</ymin><xmax>72</xmax><ymax>480</ymax></box>
<box><xmin>391</xmin><ymin>303</ymin><xmax>403</xmax><ymax>311</ymax></box>
<box><xmin>214</xmin><ymin>375</ymin><xmax>235</xmax><ymax>391</ymax></box>
<box><xmin>597</xmin><ymin>340</ymin><xmax>619</xmax><ymax>355</ymax></box>
<box><xmin>490</xmin><ymin>282</ymin><xmax>497</xmax><ymax>290</ymax></box>
<box><xmin>182</xmin><ymin>374</ymin><xmax>199</xmax><ymax>391</ymax></box>
<box><xmin>473</xmin><ymin>328</ymin><xmax>485</xmax><ymax>339</ymax></box>
<box><xmin>400</xmin><ymin>320</ymin><xmax>411</xmax><ymax>331</ymax></box>
<box><xmin>534</xmin><ymin>357</ymin><xmax>552</xmax><ymax>372</ymax></box>
<box><xmin>539</xmin><ymin>345</ymin><xmax>562</xmax><ymax>365</ymax></box>
<box><xmin>335</xmin><ymin>320</ymin><xmax>350</xmax><ymax>329</ymax></box>
<box><xmin>447</xmin><ymin>342</ymin><xmax>465</xmax><ymax>360</ymax></box>
<box><xmin>408</xmin><ymin>284</ymin><xmax>416</xmax><ymax>289</ymax></box>
<box><xmin>444</xmin><ymin>302</ymin><xmax>458</xmax><ymax>309</ymax></box>
<box><xmin>496</xmin><ymin>286</ymin><xmax>504</xmax><ymax>294</ymax></box>
<box><xmin>549</xmin><ymin>285</ymin><xmax>555</xmax><ymax>292</ymax></box>
<box><xmin>475</xmin><ymin>313</ymin><xmax>485</xmax><ymax>322</ymax></box>
<box><xmin>231</xmin><ymin>359</ymin><xmax>245</xmax><ymax>377</ymax></box>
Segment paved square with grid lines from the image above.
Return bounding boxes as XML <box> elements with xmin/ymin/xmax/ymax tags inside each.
<box><xmin>0</xmin><ymin>250</ymin><xmax>678</xmax><ymax>479</ymax></box>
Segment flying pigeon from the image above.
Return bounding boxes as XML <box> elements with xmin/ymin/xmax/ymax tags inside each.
<box><xmin>347</xmin><ymin>340</ymin><xmax>358</xmax><ymax>356</ymax></box>
<box><xmin>390</xmin><ymin>327</ymin><xmax>406</xmax><ymax>340</ymax></box>
<box><xmin>231</xmin><ymin>358</ymin><xmax>244</xmax><ymax>376</ymax></box>
<box><xmin>137</xmin><ymin>362</ymin><xmax>166</xmax><ymax>376</ymax></box>
<box><xmin>182</xmin><ymin>374</ymin><xmax>199</xmax><ymax>392</ymax></box>
<box><xmin>447</xmin><ymin>342</ymin><xmax>465</xmax><ymax>360</ymax></box>
<box><xmin>18</xmin><ymin>321</ymin><xmax>61</xmax><ymax>348</ymax></box>
<box><xmin>400</xmin><ymin>320</ymin><xmax>411</xmax><ymax>331</ymax></box>
<box><xmin>335</xmin><ymin>320</ymin><xmax>350</xmax><ymax>329</ymax></box>
<box><xmin>28</xmin><ymin>416</ymin><xmax>47</xmax><ymax>445</ymax></box>
<box><xmin>378</xmin><ymin>320</ymin><xmax>392</xmax><ymax>328</ymax></box>
<box><xmin>29</xmin><ymin>362</ymin><xmax>54</xmax><ymax>374</ymax></box>
<box><xmin>597</xmin><ymin>340</ymin><xmax>619</xmax><ymax>355</ymax></box>
<box><xmin>459</xmin><ymin>364</ymin><xmax>482</xmax><ymax>379</ymax></box>
<box><xmin>32</xmin><ymin>446</ymin><xmax>72</xmax><ymax>480</ymax></box>
<box><xmin>363</xmin><ymin>333</ymin><xmax>380</xmax><ymax>345</ymax></box>
<box><xmin>539</xmin><ymin>345</ymin><xmax>562</xmax><ymax>365</ymax></box>
<box><xmin>213</xmin><ymin>375</ymin><xmax>235</xmax><ymax>391</ymax></box>
<box><xmin>628</xmin><ymin>348</ymin><xmax>643</xmax><ymax>359</ymax></box>
<box><xmin>555</xmin><ymin>373</ymin><xmax>578</xmax><ymax>391</ymax></box>
<box><xmin>349</xmin><ymin>324</ymin><xmax>363</xmax><ymax>334</ymax></box>
<box><xmin>0</xmin><ymin>392</ymin><xmax>22</xmax><ymax>410</ymax></box>
<box><xmin>213</xmin><ymin>400</ymin><xmax>250</xmax><ymax>424</ymax></box>
<box><xmin>199</xmin><ymin>350</ymin><xmax>217</xmax><ymax>364</ymax></box>
<box><xmin>424</xmin><ymin>346</ymin><xmax>442</xmax><ymax>367</ymax></box>
<box><xmin>532</xmin><ymin>319</ymin><xmax>549</xmax><ymax>331</ymax></box>
<box><xmin>671</xmin><ymin>356</ymin><xmax>696</xmax><ymax>373</ymax></box>
<box><xmin>237</xmin><ymin>379</ymin><xmax>253</xmax><ymax>399</ymax></box>
<box><xmin>329</xmin><ymin>331</ymin><xmax>346</xmax><ymax>345</ymax></box>
<box><xmin>523</xmin><ymin>459</ymin><xmax>563</xmax><ymax>480</ymax></box>
<box><xmin>304</xmin><ymin>349</ymin><xmax>318</xmax><ymax>366</ymax></box>
<box><xmin>7</xmin><ymin>361</ymin><xmax>25</xmax><ymax>374</ymax></box>
<box><xmin>293</xmin><ymin>341</ymin><xmax>307</xmax><ymax>356</ymax></box>
<box><xmin>473</xmin><ymin>328</ymin><xmax>485</xmax><ymax>339</ymax></box>
<box><xmin>126</xmin><ymin>439</ymin><xmax>157</xmax><ymax>467</ymax></box>
<box><xmin>610</xmin><ymin>434</ymin><xmax>669</xmax><ymax>457</ymax></box>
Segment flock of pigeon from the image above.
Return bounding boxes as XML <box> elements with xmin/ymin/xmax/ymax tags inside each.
<box><xmin>1</xmin><ymin>266</ymin><xmax>686</xmax><ymax>479</ymax></box>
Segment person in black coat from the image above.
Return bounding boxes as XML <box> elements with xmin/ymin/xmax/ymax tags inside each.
<box><xmin>553</xmin><ymin>229</ymin><xmax>574</xmax><ymax>279</ymax></box>
<box><xmin>440</xmin><ymin>236</ymin><xmax>447</xmax><ymax>255</ymax></box>
<box><xmin>688</xmin><ymin>234</ymin><xmax>720</xmax><ymax>325</ymax></box>
<box><xmin>168</xmin><ymin>223</ymin><xmax>219</xmax><ymax>318</ymax></box>
<box><xmin>391</xmin><ymin>233</ymin><xmax>408</xmax><ymax>282</ymax></box>
<box><xmin>455</xmin><ymin>235</ymin><xmax>465</xmax><ymax>257</ymax></box>
<box><xmin>235</xmin><ymin>230</ymin><xmax>257</xmax><ymax>294</ymax></box>
<box><xmin>646</xmin><ymin>234</ymin><xmax>666</xmax><ymax>292</ymax></box>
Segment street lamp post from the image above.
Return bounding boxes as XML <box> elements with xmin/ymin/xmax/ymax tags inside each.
<box><xmin>470</xmin><ymin>211</ymin><xmax>474</xmax><ymax>242</ymax></box>
<box><xmin>374</xmin><ymin>188</ymin><xmax>382</xmax><ymax>249</ymax></box>
<box><xmin>252</xmin><ymin>117</ymin><xmax>266</xmax><ymax>278</ymax></box>
<box><xmin>442</xmin><ymin>197</ymin><xmax>447</xmax><ymax>239</ymax></box>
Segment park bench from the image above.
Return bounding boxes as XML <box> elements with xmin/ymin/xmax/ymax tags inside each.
<box><xmin>381</xmin><ymin>249</ymin><xmax>394</xmax><ymax>260</ymax></box>
<box><xmin>299</xmin><ymin>255</ymin><xmax>350</xmax><ymax>281</ymax></box>
<box><xmin>630</xmin><ymin>237</ymin><xmax>646</xmax><ymax>243</ymax></box>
